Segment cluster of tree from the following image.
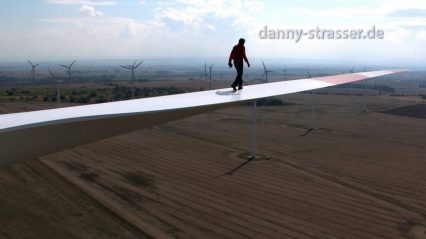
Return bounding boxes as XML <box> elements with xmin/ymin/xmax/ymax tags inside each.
<box><xmin>0</xmin><ymin>74</ymin><xmax>119</xmax><ymax>86</ymax></box>
<box><xmin>246</xmin><ymin>97</ymin><xmax>293</xmax><ymax>106</ymax></box>
<box><xmin>43</xmin><ymin>95</ymin><xmax>65</xmax><ymax>102</ymax></box>
<box><xmin>1</xmin><ymin>84</ymin><xmax>198</xmax><ymax>104</ymax></box>
<box><xmin>111</xmin><ymin>85</ymin><xmax>188</xmax><ymax>100</ymax></box>
<box><xmin>333</xmin><ymin>83</ymin><xmax>395</xmax><ymax>93</ymax></box>
<box><xmin>5</xmin><ymin>89</ymin><xmax>16</xmax><ymax>96</ymax></box>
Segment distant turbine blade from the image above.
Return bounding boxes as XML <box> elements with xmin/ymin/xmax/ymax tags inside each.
<box><xmin>70</xmin><ymin>60</ymin><xmax>76</xmax><ymax>67</ymax></box>
<box><xmin>48</xmin><ymin>68</ymin><xmax>55</xmax><ymax>78</ymax></box>
<box><xmin>135</xmin><ymin>61</ymin><xmax>143</xmax><ymax>69</ymax></box>
<box><xmin>132</xmin><ymin>60</ymin><xmax>137</xmax><ymax>67</ymax></box>
<box><xmin>60</xmin><ymin>64</ymin><xmax>68</xmax><ymax>68</ymax></box>
<box><xmin>121</xmin><ymin>65</ymin><xmax>132</xmax><ymax>70</ymax></box>
<box><xmin>262</xmin><ymin>60</ymin><xmax>267</xmax><ymax>72</ymax></box>
<box><xmin>27</xmin><ymin>60</ymin><xmax>34</xmax><ymax>66</ymax></box>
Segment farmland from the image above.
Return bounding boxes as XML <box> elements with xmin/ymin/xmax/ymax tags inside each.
<box><xmin>1</xmin><ymin>86</ymin><xmax>425</xmax><ymax>238</ymax></box>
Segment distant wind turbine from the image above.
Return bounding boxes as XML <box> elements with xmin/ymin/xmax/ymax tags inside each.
<box><xmin>27</xmin><ymin>60</ymin><xmax>40</xmax><ymax>86</ymax></box>
<box><xmin>121</xmin><ymin>60</ymin><xmax>143</xmax><ymax>99</ymax></box>
<box><xmin>60</xmin><ymin>60</ymin><xmax>76</xmax><ymax>93</ymax></box>
<box><xmin>198</xmin><ymin>60</ymin><xmax>208</xmax><ymax>82</ymax></box>
<box><xmin>307</xmin><ymin>71</ymin><xmax>317</xmax><ymax>132</ymax></box>
<box><xmin>204</xmin><ymin>60</ymin><xmax>207</xmax><ymax>81</ymax></box>
<box><xmin>262</xmin><ymin>60</ymin><xmax>273</xmax><ymax>83</ymax></box>
<box><xmin>208</xmin><ymin>63</ymin><xmax>214</xmax><ymax>90</ymax></box>
<box><xmin>48</xmin><ymin>68</ymin><xmax>63</xmax><ymax>107</ymax></box>
<box><xmin>282</xmin><ymin>64</ymin><xmax>287</xmax><ymax>81</ymax></box>
<box><xmin>349</xmin><ymin>67</ymin><xmax>354</xmax><ymax>95</ymax></box>
<box><xmin>362</xmin><ymin>66</ymin><xmax>368</xmax><ymax>113</ymax></box>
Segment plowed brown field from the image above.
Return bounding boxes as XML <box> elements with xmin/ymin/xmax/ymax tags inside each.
<box><xmin>1</xmin><ymin>93</ymin><xmax>425</xmax><ymax>239</ymax></box>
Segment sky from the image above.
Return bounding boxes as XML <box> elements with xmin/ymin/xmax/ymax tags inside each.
<box><xmin>0</xmin><ymin>0</ymin><xmax>425</xmax><ymax>65</ymax></box>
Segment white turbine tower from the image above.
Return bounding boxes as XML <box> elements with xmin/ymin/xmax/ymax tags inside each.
<box><xmin>262</xmin><ymin>60</ymin><xmax>273</xmax><ymax>83</ymax></box>
<box><xmin>198</xmin><ymin>61</ymin><xmax>208</xmax><ymax>85</ymax></box>
<box><xmin>362</xmin><ymin>66</ymin><xmax>368</xmax><ymax>113</ymax></box>
<box><xmin>306</xmin><ymin>71</ymin><xmax>317</xmax><ymax>134</ymax></box>
<box><xmin>204</xmin><ymin>60</ymin><xmax>207</xmax><ymax>82</ymax></box>
<box><xmin>27</xmin><ymin>60</ymin><xmax>40</xmax><ymax>86</ymax></box>
<box><xmin>349</xmin><ymin>67</ymin><xmax>354</xmax><ymax>96</ymax></box>
<box><xmin>208</xmin><ymin>63</ymin><xmax>214</xmax><ymax>90</ymax></box>
<box><xmin>60</xmin><ymin>60</ymin><xmax>76</xmax><ymax>93</ymax></box>
<box><xmin>282</xmin><ymin>64</ymin><xmax>287</xmax><ymax>81</ymax></box>
<box><xmin>121</xmin><ymin>60</ymin><xmax>143</xmax><ymax>99</ymax></box>
<box><xmin>48</xmin><ymin>68</ymin><xmax>63</xmax><ymax>107</ymax></box>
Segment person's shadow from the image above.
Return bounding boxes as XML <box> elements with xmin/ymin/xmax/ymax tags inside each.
<box><xmin>215</xmin><ymin>90</ymin><xmax>240</xmax><ymax>96</ymax></box>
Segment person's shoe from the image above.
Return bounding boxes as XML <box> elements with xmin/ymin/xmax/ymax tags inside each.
<box><xmin>238</xmin><ymin>86</ymin><xmax>243</xmax><ymax>90</ymax></box>
<box><xmin>231</xmin><ymin>85</ymin><xmax>237</xmax><ymax>91</ymax></box>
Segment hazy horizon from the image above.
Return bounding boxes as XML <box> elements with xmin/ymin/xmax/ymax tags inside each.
<box><xmin>1</xmin><ymin>57</ymin><xmax>424</xmax><ymax>72</ymax></box>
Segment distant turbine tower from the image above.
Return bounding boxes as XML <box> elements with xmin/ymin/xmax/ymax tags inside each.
<box><xmin>262</xmin><ymin>60</ymin><xmax>273</xmax><ymax>83</ymax></box>
<box><xmin>308</xmin><ymin>71</ymin><xmax>317</xmax><ymax>131</ymax></box>
<box><xmin>121</xmin><ymin>60</ymin><xmax>143</xmax><ymax>99</ymax></box>
<box><xmin>204</xmin><ymin>60</ymin><xmax>207</xmax><ymax>81</ymax></box>
<box><xmin>198</xmin><ymin>60</ymin><xmax>208</xmax><ymax>82</ymax></box>
<box><xmin>349</xmin><ymin>67</ymin><xmax>354</xmax><ymax>96</ymax></box>
<box><xmin>362</xmin><ymin>65</ymin><xmax>368</xmax><ymax>113</ymax></box>
<box><xmin>283</xmin><ymin>64</ymin><xmax>287</xmax><ymax>81</ymax></box>
<box><xmin>48</xmin><ymin>68</ymin><xmax>63</xmax><ymax>107</ymax></box>
<box><xmin>60</xmin><ymin>60</ymin><xmax>76</xmax><ymax>93</ymax></box>
<box><xmin>27</xmin><ymin>60</ymin><xmax>40</xmax><ymax>86</ymax></box>
<box><xmin>208</xmin><ymin>63</ymin><xmax>214</xmax><ymax>90</ymax></box>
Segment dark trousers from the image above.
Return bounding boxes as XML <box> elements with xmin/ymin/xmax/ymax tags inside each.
<box><xmin>232</xmin><ymin>60</ymin><xmax>244</xmax><ymax>89</ymax></box>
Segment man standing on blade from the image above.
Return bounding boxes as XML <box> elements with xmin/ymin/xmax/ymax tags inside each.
<box><xmin>228</xmin><ymin>38</ymin><xmax>250</xmax><ymax>92</ymax></box>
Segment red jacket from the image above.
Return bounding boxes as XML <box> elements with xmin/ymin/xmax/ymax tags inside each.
<box><xmin>229</xmin><ymin>43</ymin><xmax>248</xmax><ymax>63</ymax></box>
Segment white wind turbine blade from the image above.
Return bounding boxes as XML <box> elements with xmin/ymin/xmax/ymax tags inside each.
<box><xmin>121</xmin><ymin>65</ymin><xmax>132</xmax><ymax>70</ymax></box>
<box><xmin>135</xmin><ymin>61</ymin><xmax>143</xmax><ymax>69</ymax></box>
<box><xmin>0</xmin><ymin>69</ymin><xmax>407</xmax><ymax>167</ymax></box>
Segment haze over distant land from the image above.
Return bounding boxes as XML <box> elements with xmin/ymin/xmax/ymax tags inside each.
<box><xmin>1</xmin><ymin>58</ymin><xmax>424</xmax><ymax>74</ymax></box>
<box><xmin>0</xmin><ymin>0</ymin><xmax>425</xmax><ymax>65</ymax></box>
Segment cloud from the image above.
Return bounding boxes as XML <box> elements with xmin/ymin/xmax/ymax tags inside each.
<box><xmin>389</xmin><ymin>8</ymin><xmax>426</xmax><ymax>18</ymax></box>
<box><xmin>80</xmin><ymin>5</ymin><xmax>104</xmax><ymax>17</ymax></box>
<box><xmin>45</xmin><ymin>0</ymin><xmax>117</xmax><ymax>6</ymax></box>
<box><xmin>400</xmin><ymin>24</ymin><xmax>426</xmax><ymax>31</ymax></box>
<box><xmin>158</xmin><ymin>0</ymin><xmax>264</xmax><ymax>30</ymax></box>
